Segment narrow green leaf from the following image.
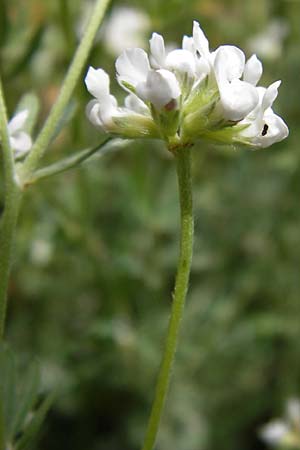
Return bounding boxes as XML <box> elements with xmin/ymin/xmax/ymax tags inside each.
<box><xmin>0</xmin><ymin>0</ymin><xmax>8</xmax><ymax>49</ymax></box>
<box><xmin>0</xmin><ymin>345</ymin><xmax>17</xmax><ymax>439</ymax></box>
<box><xmin>0</xmin><ymin>388</ymin><xmax>6</xmax><ymax>450</ymax></box>
<box><xmin>9</xmin><ymin>360</ymin><xmax>40</xmax><ymax>440</ymax></box>
<box><xmin>7</xmin><ymin>25</ymin><xmax>45</xmax><ymax>78</ymax></box>
<box><xmin>50</xmin><ymin>99</ymin><xmax>78</xmax><ymax>143</ymax></box>
<box><xmin>15</xmin><ymin>394</ymin><xmax>54</xmax><ymax>450</ymax></box>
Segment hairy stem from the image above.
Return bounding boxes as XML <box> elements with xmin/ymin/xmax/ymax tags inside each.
<box><xmin>0</xmin><ymin>78</ymin><xmax>22</xmax><ymax>342</ymax></box>
<box><xmin>141</xmin><ymin>147</ymin><xmax>194</xmax><ymax>450</ymax></box>
<box><xmin>20</xmin><ymin>0</ymin><xmax>112</xmax><ymax>183</ymax></box>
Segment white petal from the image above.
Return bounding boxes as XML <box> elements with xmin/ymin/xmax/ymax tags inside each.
<box><xmin>195</xmin><ymin>57</ymin><xmax>211</xmax><ymax>80</ymax></box>
<box><xmin>262</xmin><ymin>80</ymin><xmax>281</xmax><ymax>111</ymax></box>
<box><xmin>219</xmin><ymin>79</ymin><xmax>259</xmax><ymax>121</ymax></box>
<box><xmin>124</xmin><ymin>94</ymin><xmax>149</xmax><ymax>115</ymax></box>
<box><xmin>85</xmin><ymin>67</ymin><xmax>110</xmax><ymax>100</ymax></box>
<box><xmin>243</xmin><ymin>54</ymin><xmax>263</xmax><ymax>85</ymax></box>
<box><xmin>136</xmin><ymin>69</ymin><xmax>180</xmax><ymax>109</ymax></box>
<box><xmin>116</xmin><ymin>48</ymin><xmax>150</xmax><ymax>87</ymax></box>
<box><xmin>214</xmin><ymin>45</ymin><xmax>246</xmax><ymax>82</ymax></box>
<box><xmin>8</xmin><ymin>110</ymin><xmax>29</xmax><ymax>134</ymax></box>
<box><xmin>10</xmin><ymin>131</ymin><xmax>32</xmax><ymax>155</ymax></box>
<box><xmin>149</xmin><ymin>33</ymin><xmax>166</xmax><ymax>69</ymax></box>
<box><xmin>99</xmin><ymin>95</ymin><xmax>118</xmax><ymax>124</ymax></box>
<box><xmin>192</xmin><ymin>21</ymin><xmax>210</xmax><ymax>58</ymax></box>
<box><xmin>166</xmin><ymin>49</ymin><xmax>196</xmax><ymax>76</ymax></box>
<box><xmin>258</xmin><ymin>112</ymin><xmax>288</xmax><ymax>147</ymax></box>
<box><xmin>86</xmin><ymin>100</ymin><xmax>104</xmax><ymax>128</ymax></box>
<box><xmin>86</xmin><ymin>94</ymin><xmax>118</xmax><ymax>130</ymax></box>
<box><xmin>182</xmin><ymin>35</ymin><xmax>195</xmax><ymax>53</ymax></box>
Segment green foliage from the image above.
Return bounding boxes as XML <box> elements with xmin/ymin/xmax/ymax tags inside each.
<box><xmin>1</xmin><ymin>0</ymin><xmax>300</xmax><ymax>450</ymax></box>
<box><xmin>0</xmin><ymin>345</ymin><xmax>52</xmax><ymax>450</ymax></box>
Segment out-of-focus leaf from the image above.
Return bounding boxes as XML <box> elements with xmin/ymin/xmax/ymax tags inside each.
<box><xmin>9</xmin><ymin>360</ymin><xmax>40</xmax><ymax>440</ymax></box>
<box><xmin>15</xmin><ymin>92</ymin><xmax>40</xmax><ymax>135</ymax></box>
<box><xmin>7</xmin><ymin>25</ymin><xmax>45</xmax><ymax>79</ymax></box>
<box><xmin>0</xmin><ymin>388</ymin><xmax>6</xmax><ymax>450</ymax></box>
<box><xmin>0</xmin><ymin>345</ymin><xmax>17</xmax><ymax>440</ymax></box>
<box><xmin>50</xmin><ymin>99</ymin><xmax>78</xmax><ymax>143</ymax></box>
<box><xmin>15</xmin><ymin>394</ymin><xmax>53</xmax><ymax>450</ymax></box>
<box><xmin>0</xmin><ymin>0</ymin><xmax>8</xmax><ymax>49</ymax></box>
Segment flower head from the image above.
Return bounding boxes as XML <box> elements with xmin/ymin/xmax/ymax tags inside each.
<box><xmin>85</xmin><ymin>21</ymin><xmax>288</xmax><ymax>150</ymax></box>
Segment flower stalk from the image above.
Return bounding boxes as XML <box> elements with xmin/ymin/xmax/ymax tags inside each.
<box><xmin>20</xmin><ymin>0</ymin><xmax>112</xmax><ymax>185</ymax></box>
<box><xmin>0</xmin><ymin>77</ymin><xmax>22</xmax><ymax>341</ymax></box>
<box><xmin>141</xmin><ymin>146</ymin><xmax>194</xmax><ymax>450</ymax></box>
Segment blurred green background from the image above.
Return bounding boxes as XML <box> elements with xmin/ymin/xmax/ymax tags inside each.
<box><xmin>1</xmin><ymin>0</ymin><xmax>300</xmax><ymax>449</ymax></box>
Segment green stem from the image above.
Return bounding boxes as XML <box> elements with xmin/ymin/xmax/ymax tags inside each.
<box><xmin>20</xmin><ymin>0</ymin><xmax>111</xmax><ymax>184</ymax></box>
<box><xmin>0</xmin><ymin>387</ymin><xmax>5</xmax><ymax>450</ymax></box>
<box><xmin>141</xmin><ymin>147</ymin><xmax>194</xmax><ymax>450</ymax></box>
<box><xmin>0</xmin><ymin>77</ymin><xmax>22</xmax><ymax>342</ymax></box>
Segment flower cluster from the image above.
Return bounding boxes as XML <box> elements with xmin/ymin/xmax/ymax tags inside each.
<box><xmin>85</xmin><ymin>21</ymin><xmax>288</xmax><ymax>150</ymax></box>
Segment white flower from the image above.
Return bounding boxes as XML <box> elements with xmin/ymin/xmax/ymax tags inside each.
<box><xmin>238</xmin><ymin>81</ymin><xmax>289</xmax><ymax>148</ymax></box>
<box><xmin>243</xmin><ymin>55</ymin><xmax>263</xmax><ymax>86</ymax></box>
<box><xmin>247</xmin><ymin>19</ymin><xmax>289</xmax><ymax>60</ymax></box>
<box><xmin>260</xmin><ymin>398</ymin><xmax>300</xmax><ymax>448</ymax></box>
<box><xmin>214</xmin><ymin>46</ymin><xmax>259</xmax><ymax>121</ymax></box>
<box><xmin>103</xmin><ymin>7</ymin><xmax>150</xmax><ymax>55</ymax></box>
<box><xmin>84</xmin><ymin>20</ymin><xmax>288</xmax><ymax>150</ymax></box>
<box><xmin>260</xmin><ymin>420</ymin><xmax>290</xmax><ymax>445</ymax></box>
<box><xmin>6</xmin><ymin>110</ymin><xmax>32</xmax><ymax>157</ymax></box>
<box><xmin>116</xmin><ymin>48</ymin><xmax>150</xmax><ymax>89</ymax></box>
<box><xmin>85</xmin><ymin>67</ymin><xmax>119</xmax><ymax>129</ymax></box>
<box><xmin>85</xmin><ymin>67</ymin><xmax>158</xmax><ymax>139</ymax></box>
<box><xmin>136</xmin><ymin>69</ymin><xmax>180</xmax><ymax>109</ymax></box>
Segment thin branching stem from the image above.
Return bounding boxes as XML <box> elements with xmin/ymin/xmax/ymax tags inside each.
<box><xmin>0</xmin><ymin>77</ymin><xmax>22</xmax><ymax>342</ymax></box>
<box><xmin>20</xmin><ymin>0</ymin><xmax>112</xmax><ymax>184</ymax></box>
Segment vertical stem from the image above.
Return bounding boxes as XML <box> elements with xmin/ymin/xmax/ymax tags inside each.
<box><xmin>0</xmin><ymin>77</ymin><xmax>22</xmax><ymax>341</ymax></box>
<box><xmin>141</xmin><ymin>147</ymin><xmax>194</xmax><ymax>450</ymax></box>
<box><xmin>0</xmin><ymin>188</ymin><xmax>21</xmax><ymax>340</ymax></box>
<box><xmin>20</xmin><ymin>0</ymin><xmax>112</xmax><ymax>183</ymax></box>
<box><xmin>0</xmin><ymin>388</ymin><xmax>5</xmax><ymax>450</ymax></box>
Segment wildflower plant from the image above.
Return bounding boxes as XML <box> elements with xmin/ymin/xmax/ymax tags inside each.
<box><xmin>0</xmin><ymin>6</ymin><xmax>289</xmax><ymax>450</ymax></box>
<box><xmin>84</xmin><ymin>20</ymin><xmax>288</xmax><ymax>450</ymax></box>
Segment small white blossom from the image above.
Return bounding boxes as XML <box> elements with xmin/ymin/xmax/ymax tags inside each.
<box><xmin>85</xmin><ymin>20</ymin><xmax>288</xmax><ymax>150</ymax></box>
<box><xmin>260</xmin><ymin>398</ymin><xmax>300</xmax><ymax>448</ymax></box>
<box><xmin>5</xmin><ymin>110</ymin><xmax>32</xmax><ymax>157</ymax></box>
<box><xmin>103</xmin><ymin>7</ymin><xmax>151</xmax><ymax>55</ymax></box>
<box><xmin>261</xmin><ymin>420</ymin><xmax>290</xmax><ymax>445</ymax></box>
<box><xmin>136</xmin><ymin>69</ymin><xmax>181</xmax><ymax>109</ymax></box>
<box><xmin>247</xmin><ymin>19</ymin><xmax>289</xmax><ymax>60</ymax></box>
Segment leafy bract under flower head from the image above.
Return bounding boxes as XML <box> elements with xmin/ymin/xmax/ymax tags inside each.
<box><xmin>84</xmin><ymin>21</ymin><xmax>288</xmax><ymax>150</ymax></box>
